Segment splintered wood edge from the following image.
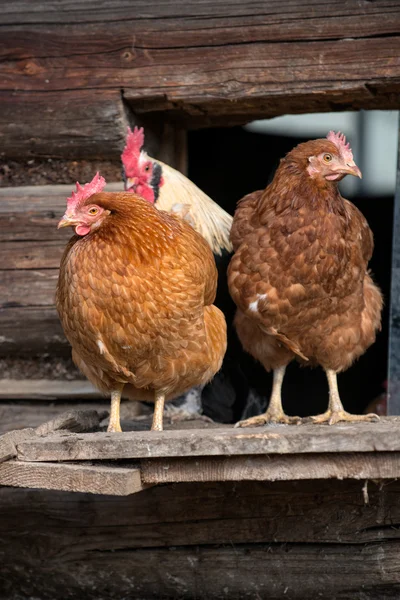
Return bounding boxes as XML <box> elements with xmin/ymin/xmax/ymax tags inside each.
<box><xmin>15</xmin><ymin>420</ymin><xmax>400</xmax><ymax>462</ymax></box>
<box><xmin>0</xmin><ymin>460</ymin><xmax>146</xmax><ymax>496</ymax></box>
<box><xmin>141</xmin><ymin>453</ymin><xmax>400</xmax><ymax>484</ymax></box>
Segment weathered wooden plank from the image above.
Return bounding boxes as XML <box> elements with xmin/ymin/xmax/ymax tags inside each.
<box><xmin>1</xmin><ymin>240</ymin><xmax>66</xmax><ymax>270</ymax></box>
<box><xmin>0</xmin><ymin>428</ymin><xmax>36</xmax><ymax>463</ymax></box>
<box><xmin>0</xmin><ymin>379</ymin><xmax>100</xmax><ymax>401</ymax></box>
<box><xmin>0</xmin><ymin>269</ymin><xmax>59</xmax><ymax>307</ymax></box>
<box><xmin>142</xmin><ymin>452</ymin><xmax>400</xmax><ymax>483</ymax></box>
<box><xmin>0</xmin><ymin>401</ymin><xmax>110</xmax><ymax>435</ymax></box>
<box><xmin>0</xmin><ymin>460</ymin><xmax>144</xmax><ymax>496</ymax></box>
<box><xmin>1</xmin><ymin>479</ymin><xmax>399</xmax><ymax>550</ymax></box>
<box><xmin>35</xmin><ymin>409</ymin><xmax>108</xmax><ymax>436</ymax></box>
<box><xmin>16</xmin><ymin>419</ymin><xmax>400</xmax><ymax>462</ymax></box>
<box><xmin>0</xmin><ymin>306</ymin><xmax>69</xmax><ymax>355</ymax></box>
<box><xmin>1</xmin><ymin>1</ymin><xmax>400</xmax><ymax>156</ymax></box>
<box><xmin>0</xmin><ymin>89</ymin><xmax>131</xmax><ymax>160</ymax></box>
<box><xmin>1</xmin><ymin>479</ymin><xmax>400</xmax><ymax>598</ymax></box>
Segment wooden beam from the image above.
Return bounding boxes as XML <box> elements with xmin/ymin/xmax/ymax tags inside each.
<box><xmin>15</xmin><ymin>419</ymin><xmax>400</xmax><ymax>462</ymax></box>
<box><xmin>0</xmin><ymin>460</ymin><xmax>144</xmax><ymax>496</ymax></box>
<box><xmin>0</xmin><ymin>90</ymin><xmax>131</xmax><ymax>160</ymax></box>
<box><xmin>1</xmin><ymin>1</ymin><xmax>400</xmax><ymax>157</ymax></box>
<box><xmin>141</xmin><ymin>452</ymin><xmax>400</xmax><ymax>483</ymax></box>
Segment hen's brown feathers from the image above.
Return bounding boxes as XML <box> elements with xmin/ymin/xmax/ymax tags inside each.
<box><xmin>228</xmin><ymin>139</ymin><xmax>382</xmax><ymax>374</ymax></box>
<box><xmin>56</xmin><ymin>192</ymin><xmax>227</xmax><ymax>402</ymax></box>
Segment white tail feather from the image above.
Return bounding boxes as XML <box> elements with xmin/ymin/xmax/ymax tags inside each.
<box><xmin>154</xmin><ymin>160</ymin><xmax>233</xmax><ymax>255</ymax></box>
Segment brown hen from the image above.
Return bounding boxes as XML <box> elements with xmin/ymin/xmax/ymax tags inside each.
<box><xmin>228</xmin><ymin>132</ymin><xmax>382</xmax><ymax>426</ymax></box>
<box><xmin>56</xmin><ymin>174</ymin><xmax>227</xmax><ymax>432</ymax></box>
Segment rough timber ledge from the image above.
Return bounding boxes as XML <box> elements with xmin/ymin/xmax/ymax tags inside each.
<box><xmin>1</xmin><ymin>411</ymin><xmax>400</xmax><ymax>495</ymax></box>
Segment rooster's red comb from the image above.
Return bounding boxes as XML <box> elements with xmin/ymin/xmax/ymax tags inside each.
<box><xmin>66</xmin><ymin>172</ymin><xmax>106</xmax><ymax>212</ymax></box>
<box><xmin>326</xmin><ymin>131</ymin><xmax>354</xmax><ymax>163</ymax></box>
<box><xmin>121</xmin><ymin>127</ymin><xmax>145</xmax><ymax>175</ymax></box>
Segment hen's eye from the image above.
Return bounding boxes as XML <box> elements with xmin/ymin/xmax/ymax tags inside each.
<box><xmin>144</xmin><ymin>165</ymin><xmax>150</xmax><ymax>172</ymax></box>
<box><xmin>88</xmin><ymin>207</ymin><xmax>98</xmax><ymax>215</ymax></box>
<box><xmin>323</xmin><ymin>153</ymin><xmax>333</xmax><ymax>163</ymax></box>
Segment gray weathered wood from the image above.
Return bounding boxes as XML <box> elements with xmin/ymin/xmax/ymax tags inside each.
<box><xmin>0</xmin><ymin>379</ymin><xmax>100</xmax><ymax>401</ymax></box>
<box><xmin>0</xmin><ymin>460</ymin><xmax>144</xmax><ymax>495</ymax></box>
<box><xmin>141</xmin><ymin>452</ymin><xmax>400</xmax><ymax>483</ymax></box>
<box><xmin>1</xmin><ymin>1</ymin><xmax>400</xmax><ymax>157</ymax></box>
<box><xmin>0</xmin><ymin>89</ymin><xmax>131</xmax><ymax>160</ymax></box>
<box><xmin>1</xmin><ymin>479</ymin><xmax>400</xmax><ymax>598</ymax></box>
<box><xmin>0</xmin><ymin>401</ymin><xmax>110</xmax><ymax>435</ymax></box>
<box><xmin>15</xmin><ymin>419</ymin><xmax>400</xmax><ymax>462</ymax></box>
<box><xmin>0</xmin><ymin>428</ymin><xmax>36</xmax><ymax>463</ymax></box>
<box><xmin>35</xmin><ymin>409</ymin><xmax>108</xmax><ymax>436</ymax></box>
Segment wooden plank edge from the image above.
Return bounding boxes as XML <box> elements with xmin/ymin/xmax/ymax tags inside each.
<box><xmin>15</xmin><ymin>419</ymin><xmax>400</xmax><ymax>462</ymax></box>
<box><xmin>141</xmin><ymin>452</ymin><xmax>400</xmax><ymax>483</ymax></box>
<box><xmin>0</xmin><ymin>379</ymin><xmax>103</xmax><ymax>401</ymax></box>
<box><xmin>0</xmin><ymin>460</ymin><xmax>147</xmax><ymax>496</ymax></box>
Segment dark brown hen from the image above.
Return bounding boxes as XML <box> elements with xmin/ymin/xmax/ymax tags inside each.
<box><xmin>228</xmin><ymin>132</ymin><xmax>382</xmax><ymax>426</ymax></box>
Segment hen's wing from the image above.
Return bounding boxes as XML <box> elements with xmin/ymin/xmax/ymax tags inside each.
<box><xmin>344</xmin><ymin>199</ymin><xmax>374</xmax><ymax>263</ymax></box>
<box><xmin>230</xmin><ymin>191</ymin><xmax>263</xmax><ymax>251</ymax></box>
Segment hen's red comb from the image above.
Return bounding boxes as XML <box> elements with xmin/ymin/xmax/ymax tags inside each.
<box><xmin>66</xmin><ymin>172</ymin><xmax>106</xmax><ymax>212</ymax></box>
<box><xmin>326</xmin><ymin>131</ymin><xmax>354</xmax><ymax>162</ymax></box>
<box><xmin>121</xmin><ymin>127</ymin><xmax>145</xmax><ymax>174</ymax></box>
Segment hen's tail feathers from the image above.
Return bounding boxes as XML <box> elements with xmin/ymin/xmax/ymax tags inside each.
<box><xmin>155</xmin><ymin>160</ymin><xmax>233</xmax><ymax>255</ymax></box>
<box><xmin>260</xmin><ymin>324</ymin><xmax>309</xmax><ymax>362</ymax></box>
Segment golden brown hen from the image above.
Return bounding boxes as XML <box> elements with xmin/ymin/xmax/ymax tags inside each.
<box><xmin>56</xmin><ymin>174</ymin><xmax>227</xmax><ymax>432</ymax></box>
<box><xmin>228</xmin><ymin>131</ymin><xmax>382</xmax><ymax>426</ymax></box>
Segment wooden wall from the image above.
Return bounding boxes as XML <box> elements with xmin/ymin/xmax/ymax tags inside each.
<box><xmin>1</xmin><ymin>1</ymin><xmax>400</xmax><ymax>160</ymax></box>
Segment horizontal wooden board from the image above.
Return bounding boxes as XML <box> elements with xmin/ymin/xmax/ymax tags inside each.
<box><xmin>1</xmin><ymin>1</ymin><xmax>400</xmax><ymax>156</ymax></box>
<box><xmin>0</xmin><ymin>306</ymin><xmax>69</xmax><ymax>355</ymax></box>
<box><xmin>0</xmin><ymin>401</ymin><xmax>110</xmax><ymax>435</ymax></box>
<box><xmin>0</xmin><ymin>460</ymin><xmax>144</xmax><ymax>495</ymax></box>
<box><xmin>15</xmin><ymin>418</ymin><xmax>400</xmax><ymax>462</ymax></box>
<box><xmin>0</xmin><ymin>89</ymin><xmax>131</xmax><ymax>160</ymax></box>
<box><xmin>0</xmin><ymin>379</ymin><xmax>100</xmax><ymax>402</ymax></box>
<box><xmin>1</xmin><ymin>477</ymin><xmax>400</xmax><ymax>599</ymax></box>
<box><xmin>141</xmin><ymin>452</ymin><xmax>400</xmax><ymax>483</ymax></box>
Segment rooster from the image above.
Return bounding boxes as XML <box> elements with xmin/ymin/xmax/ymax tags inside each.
<box><xmin>121</xmin><ymin>126</ymin><xmax>232</xmax><ymax>255</ymax></box>
<box><xmin>56</xmin><ymin>174</ymin><xmax>227</xmax><ymax>432</ymax></box>
<box><xmin>228</xmin><ymin>131</ymin><xmax>383</xmax><ymax>426</ymax></box>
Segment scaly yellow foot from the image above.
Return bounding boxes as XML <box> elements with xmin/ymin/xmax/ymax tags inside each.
<box><xmin>235</xmin><ymin>412</ymin><xmax>301</xmax><ymax>428</ymax></box>
<box><xmin>311</xmin><ymin>410</ymin><xmax>379</xmax><ymax>425</ymax></box>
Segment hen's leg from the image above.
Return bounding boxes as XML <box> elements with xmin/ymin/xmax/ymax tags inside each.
<box><xmin>312</xmin><ymin>369</ymin><xmax>379</xmax><ymax>425</ymax></box>
<box><xmin>235</xmin><ymin>365</ymin><xmax>301</xmax><ymax>427</ymax></box>
<box><xmin>108</xmin><ymin>387</ymin><xmax>123</xmax><ymax>432</ymax></box>
<box><xmin>152</xmin><ymin>390</ymin><xmax>165</xmax><ymax>431</ymax></box>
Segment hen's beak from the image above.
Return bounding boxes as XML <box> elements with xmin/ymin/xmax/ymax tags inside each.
<box><xmin>342</xmin><ymin>162</ymin><xmax>362</xmax><ymax>179</ymax></box>
<box><xmin>57</xmin><ymin>214</ymin><xmax>77</xmax><ymax>229</ymax></box>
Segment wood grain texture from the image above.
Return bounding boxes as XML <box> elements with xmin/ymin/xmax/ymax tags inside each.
<box><xmin>1</xmin><ymin>1</ymin><xmax>400</xmax><ymax>156</ymax></box>
<box><xmin>0</xmin><ymin>428</ymin><xmax>36</xmax><ymax>463</ymax></box>
<box><xmin>0</xmin><ymin>401</ymin><xmax>110</xmax><ymax>435</ymax></box>
<box><xmin>1</xmin><ymin>480</ymin><xmax>400</xmax><ymax>598</ymax></box>
<box><xmin>141</xmin><ymin>452</ymin><xmax>400</xmax><ymax>483</ymax></box>
<box><xmin>15</xmin><ymin>419</ymin><xmax>400</xmax><ymax>462</ymax></box>
<box><xmin>0</xmin><ymin>460</ymin><xmax>144</xmax><ymax>495</ymax></box>
<box><xmin>0</xmin><ymin>379</ymin><xmax>100</xmax><ymax>401</ymax></box>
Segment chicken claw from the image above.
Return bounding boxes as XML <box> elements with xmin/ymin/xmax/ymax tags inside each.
<box><xmin>311</xmin><ymin>410</ymin><xmax>379</xmax><ymax>425</ymax></box>
<box><xmin>235</xmin><ymin>412</ymin><xmax>301</xmax><ymax>428</ymax></box>
<box><xmin>314</xmin><ymin>370</ymin><xmax>380</xmax><ymax>425</ymax></box>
